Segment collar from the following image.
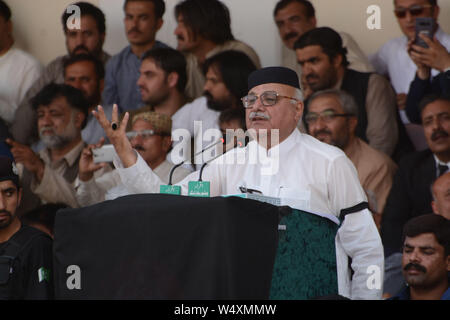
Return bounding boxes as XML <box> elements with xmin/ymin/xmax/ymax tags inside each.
<box><xmin>433</xmin><ymin>154</ymin><xmax>450</xmax><ymax>168</ymax></box>
<box><xmin>40</xmin><ymin>140</ymin><xmax>85</xmax><ymax>167</ymax></box>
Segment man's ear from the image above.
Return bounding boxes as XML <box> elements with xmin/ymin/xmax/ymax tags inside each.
<box><xmin>294</xmin><ymin>100</ymin><xmax>304</xmax><ymax>123</ymax></box>
<box><xmin>156</xmin><ymin>18</ymin><xmax>164</xmax><ymax>32</ymax></box>
<box><xmin>446</xmin><ymin>254</ymin><xmax>450</xmax><ymax>272</ymax></box>
<box><xmin>162</xmin><ymin>136</ymin><xmax>172</xmax><ymax>153</ymax></box>
<box><xmin>332</xmin><ymin>54</ymin><xmax>343</xmax><ymax>68</ymax></box>
<box><xmin>99</xmin><ymin>78</ymin><xmax>105</xmax><ymax>95</ymax></box>
<box><xmin>348</xmin><ymin>116</ymin><xmax>358</xmax><ymax>134</ymax></box>
<box><xmin>431</xmin><ymin>200</ymin><xmax>439</xmax><ymax>214</ymax></box>
<box><xmin>167</xmin><ymin>72</ymin><xmax>179</xmax><ymax>90</ymax></box>
<box><xmin>17</xmin><ymin>187</ymin><xmax>22</xmax><ymax>207</ymax></box>
<box><xmin>432</xmin><ymin>5</ymin><xmax>440</xmax><ymax>20</ymax></box>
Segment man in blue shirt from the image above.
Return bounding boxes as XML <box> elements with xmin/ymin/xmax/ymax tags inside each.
<box><xmin>390</xmin><ymin>214</ymin><xmax>450</xmax><ymax>300</ymax></box>
<box><xmin>103</xmin><ymin>0</ymin><xmax>170</xmax><ymax>112</ymax></box>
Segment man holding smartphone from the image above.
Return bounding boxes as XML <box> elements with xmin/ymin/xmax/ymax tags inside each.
<box><xmin>369</xmin><ymin>0</ymin><xmax>450</xmax><ymax>122</ymax></box>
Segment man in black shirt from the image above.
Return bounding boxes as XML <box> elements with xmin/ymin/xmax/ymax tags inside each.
<box><xmin>0</xmin><ymin>156</ymin><xmax>53</xmax><ymax>300</ymax></box>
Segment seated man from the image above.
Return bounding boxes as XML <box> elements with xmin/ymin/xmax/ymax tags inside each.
<box><xmin>306</xmin><ymin>89</ymin><xmax>397</xmax><ymax>228</ymax></box>
<box><xmin>6</xmin><ymin>83</ymin><xmax>89</xmax><ymax>215</ymax></box>
<box><xmin>390</xmin><ymin>214</ymin><xmax>449</xmax><ymax>300</ymax></box>
<box><xmin>273</xmin><ymin>0</ymin><xmax>373</xmax><ymax>81</ymax></box>
<box><xmin>76</xmin><ymin>112</ymin><xmax>191</xmax><ymax>206</ymax></box>
<box><xmin>174</xmin><ymin>0</ymin><xmax>261</xmax><ymax>99</ymax></box>
<box><xmin>0</xmin><ymin>0</ymin><xmax>42</xmax><ymax>125</ymax></box>
<box><xmin>295</xmin><ymin>27</ymin><xmax>399</xmax><ymax>156</ymax></box>
<box><xmin>94</xmin><ymin>66</ymin><xmax>383</xmax><ymax>299</ymax></box>
<box><xmin>382</xmin><ymin>94</ymin><xmax>450</xmax><ymax>258</ymax></box>
<box><xmin>369</xmin><ymin>0</ymin><xmax>450</xmax><ymax>119</ymax></box>
<box><xmin>432</xmin><ymin>172</ymin><xmax>450</xmax><ymax>219</ymax></box>
<box><xmin>0</xmin><ymin>156</ymin><xmax>53</xmax><ymax>299</ymax></box>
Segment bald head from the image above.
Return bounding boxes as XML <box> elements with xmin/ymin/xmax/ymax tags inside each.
<box><xmin>432</xmin><ymin>172</ymin><xmax>450</xmax><ymax>219</ymax></box>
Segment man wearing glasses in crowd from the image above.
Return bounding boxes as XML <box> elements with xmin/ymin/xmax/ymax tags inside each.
<box><xmin>75</xmin><ymin>112</ymin><xmax>191</xmax><ymax>206</ymax></box>
<box><xmin>369</xmin><ymin>0</ymin><xmax>450</xmax><ymax>120</ymax></box>
<box><xmin>92</xmin><ymin>67</ymin><xmax>384</xmax><ymax>300</ymax></box>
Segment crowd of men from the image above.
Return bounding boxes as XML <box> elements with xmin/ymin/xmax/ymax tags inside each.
<box><xmin>0</xmin><ymin>0</ymin><xmax>449</xmax><ymax>300</ymax></box>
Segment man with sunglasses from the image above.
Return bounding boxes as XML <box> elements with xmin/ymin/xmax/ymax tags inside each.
<box><xmin>306</xmin><ymin>89</ymin><xmax>397</xmax><ymax>229</ymax></box>
<box><xmin>369</xmin><ymin>0</ymin><xmax>450</xmax><ymax>121</ymax></box>
<box><xmin>76</xmin><ymin>111</ymin><xmax>191</xmax><ymax>206</ymax></box>
<box><xmin>93</xmin><ymin>66</ymin><xmax>384</xmax><ymax>299</ymax></box>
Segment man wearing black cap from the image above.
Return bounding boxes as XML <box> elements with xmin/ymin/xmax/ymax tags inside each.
<box><xmin>0</xmin><ymin>156</ymin><xmax>53</xmax><ymax>299</ymax></box>
<box><xmin>94</xmin><ymin>66</ymin><xmax>383</xmax><ymax>299</ymax></box>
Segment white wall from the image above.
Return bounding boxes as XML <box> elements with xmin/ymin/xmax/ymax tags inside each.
<box><xmin>6</xmin><ymin>0</ymin><xmax>450</xmax><ymax>66</ymax></box>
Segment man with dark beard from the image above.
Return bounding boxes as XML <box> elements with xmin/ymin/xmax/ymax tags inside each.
<box><xmin>6</xmin><ymin>84</ymin><xmax>89</xmax><ymax>215</ymax></box>
<box><xmin>389</xmin><ymin>214</ymin><xmax>449</xmax><ymax>300</ymax></box>
<box><xmin>295</xmin><ymin>27</ymin><xmax>399</xmax><ymax>157</ymax></box>
<box><xmin>0</xmin><ymin>156</ymin><xmax>53</xmax><ymax>299</ymax></box>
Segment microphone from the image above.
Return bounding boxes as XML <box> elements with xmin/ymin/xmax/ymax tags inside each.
<box><xmin>167</xmin><ymin>137</ymin><xmax>225</xmax><ymax>186</ymax></box>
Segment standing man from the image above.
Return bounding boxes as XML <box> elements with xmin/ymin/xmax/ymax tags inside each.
<box><xmin>0</xmin><ymin>156</ymin><xmax>53</xmax><ymax>299</ymax></box>
<box><xmin>306</xmin><ymin>89</ymin><xmax>397</xmax><ymax>228</ymax></box>
<box><xmin>273</xmin><ymin>0</ymin><xmax>372</xmax><ymax>83</ymax></box>
<box><xmin>11</xmin><ymin>1</ymin><xmax>110</xmax><ymax>146</ymax></box>
<box><xmin>390</xmin><ymin>214</ymin><xmax>449</xmax><ymax>300</ymax></box>
<box><xmin>0</xmin><ymin>0</ymin><xmax>42</xmax><ymax>126</ymax></box>
<box><xmin>103</xmin><ymin>0</ymin><xmax>170</xmax><ymax>112</ymax></box>
<box><xmin>369</xmin><ymin>0</ymin><xmax>450</xmax><ymax>118</ymax></box>
<box><xmin>174</xmin><ymin>0</ymin><xmax>261</xmax><ymax>99</ymax></box>
<box><xmin>295</xmin><ymin>27</ymin><xmax>399</xmax><ymax>156</ymax></box>
<box><xmin>94</xmin><ymin>67</ymin><xmax>384</xmax><ymax>299</ymax></box>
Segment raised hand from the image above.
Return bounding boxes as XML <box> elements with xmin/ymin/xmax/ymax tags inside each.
<box><xmin>407</xmin><ymin>38</ymin><xmax>430</xmax><ymax>80</ymax></box>
<box><xmin>79</xmin><ymin>137</ymin><xmax>107</xmax><ymax>182</ymax></box>
<box><xmin>6</xmin><ymin>138</ymin><xmax>45</xmax><ymax>182</ymax></box>
<box><xmin>92</xmin><ymin>104</ymin><xmax>137</xmax><ymax>168</ymax></box>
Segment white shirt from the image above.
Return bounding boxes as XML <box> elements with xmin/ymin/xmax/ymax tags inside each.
<box><xmin>113</xmin><ymin>129</ymin><xmax>384</xmax><ymax>299</ymax></box>
<box><xmin>169</xmin><ymin>96</ymin><xmax>221</xmax><ymax>166</ymax></box>
<box><xmin>0</xmin><ymin>47</ymin><xmax>42</xmax><ymax>124</ymax></box>
<box><xmin>76</xmin><ymin>159</ymin><xmax>192</xmax><ymax>206</ymax></box>
<box><xmin>369</xmin><ymin>27</ymin><xmax>450</xmax><ymax>95</ymax></box>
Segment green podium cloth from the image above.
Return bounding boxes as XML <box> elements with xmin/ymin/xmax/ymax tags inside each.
<box><xmin>270</xmin><ymin>209</ymin><xmax>339</xmax><ymax>300</ymax></box>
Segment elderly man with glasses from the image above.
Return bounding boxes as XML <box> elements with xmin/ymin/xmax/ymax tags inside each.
<box><xmin>369</xmin><ymin>0</ymin><xmax>450</xmax><ymax>122</ymax></box>
<box><xmin>306</xmin><ymin>89</ymin><xmax>398</xmax><ymax>229</ymax></box>
<box><xmin>93</xmin><ymin>66</ymin><xmax>384</xmax><ymax>300</ymax></box>
<box><xmin>75</xmin><ymin>111</ymin><xmax>191</xmax><ymax>206</ymax></box>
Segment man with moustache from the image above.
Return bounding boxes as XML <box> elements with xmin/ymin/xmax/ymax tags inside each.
<box><xmin>295</xmin><ymin>27</ymin><xmax>399</xmax><ymax>156</ymax></box>
<box><xmin>76</xmin><ymin>112</ymin><xmax>191</xmax><ymax>206</ymax></box>
<box><xmin>93</xmin><ymin>67</ymin><xmax>384</xmax><ymax>299</ymax></box>
<box><xmin>103</xmin><ymin>0</ymin><xmax>169</xmax><ymax>112</ymax></box>
<box><xmin>174</xmin><ymin>0</ymin><xmax>261</xmax><ymax>100</ymax></box>
<box><xmin>389</xmin><ymin>214</ymin><xmax>449</xmax><ymax>300</ymax></box>
<box><xmin>306</xmin><ymin>89</ymin><xmax>397</xmax><ymax>228</ymax></box>
<box><xmin>273</xmin><ymin>0</ymin><xmax>373</xmax><ymax>83</ymax></box>
<box><xmin>0</xmin><ymin>156</ymin><xmax>53</xmax><ymax>299</ymax></box>
<box><xmin>6</xmin><ymin>84</ymin><xmax>89</xmax><ymax>215</ymax></box>
<box><xmin>370</xmin><ymin>0</ymin><xmax>450</xmax><ymax>118</ymax></box>
<box><xmin>431</xmin><ymin>172</ymin><xmax>450</xmax><ymax>219</ymax></box>
<box><xmin>382</xmin><ymin>95</ymin><xmax>450</xmax><ymax>258</ymax></box>
<box><xmin>11</xmin><ymin>2</ymin><xmax>110</xmax><ymax>146</ymax></box>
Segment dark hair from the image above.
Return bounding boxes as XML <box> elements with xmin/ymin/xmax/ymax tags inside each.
<box><xmin>31</xmin><ymin>83</ymin><xmax>90</xmax><ymax>129</ymax></box>
<box><xmin>61</xmin><ymin>2</ymin><xmax>106</xmax><ymax>34</ymax></box>
<box><xmin>124</xmin><ymin>0</ymin><xmax>165</xmax><ymax>19</ymax></box>
<box><xmin>63</xmin><ymin>53</ymin><xmax>105</xmax><ymax>80</ymax></box>
<box><xmin>142</xmin><ymin>47</ymin><xmax>187</xmax><ymax>92</ymax></box>
<box><xmin>419</xmin><ymin>94</ymin><xmax>450</xmax><ymax>114</ymax></box>
<box><xmin>174</xmin><ymin>0</ymin><xmax>234</xmax><ymax>45</ymax></box>
<box><xmin>294</xmin><ymin>27</ymin><xmax>350</xmax><ymax>67</ymax></box>
<box><xmin>22</xmin><ymin>203</ymin><xmax>68</xmax><ymax>236</ymax></box>
<box><xmin>203</xmin><ymin>50</ymin><xmax>257</xmax><ymax>104</ymax></box>
<box><xmin>273</xmin><ymin>0</ymin><xmax>315</xmax><ymax>18</ymax></box>
<box><xmin>394</xmin><ymin>0</ymin><xmax>437</xmax><ymax>6</ymax></box>
<box><xmin>402</xmin><ymin>214</ymin><xmax>450</xmax><ymax>256</ymax></box>
<box><xmin>0</xmin><ymin>0</ymin><xmax>11</xmax><ymax>21</ymax></box>
<box><xmin>219</xmin><ymin>107</ymin><xmax>246</xmax><ymax>130</ymax></box>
